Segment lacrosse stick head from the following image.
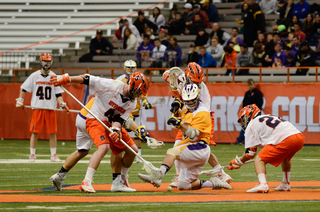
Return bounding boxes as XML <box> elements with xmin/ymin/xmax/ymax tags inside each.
<box><xmin>129</xmin><ymin>71</ymin><xmax>149</xmax><ymax>99</ymax></box>
<box><xmin>39</xmin><ymin>52</ymin><xmax>53</xmax><ymax>71</ymax></box>
<box><xmin>151</xmin><ymin>97</ymin><xmax>165</xmax><ymax>107</ymax></box>
<box><xmin>142</xmin><ymin>160</ymin><xmax>163</xmax><ymax>180</ymax></box>
<box><xmin>146</xmin><ymin>137</ymin><xmax>165</xmax><ymax>149</ymax></box>
<box><xmin>168</xmin><ymin>67</ymin><xmax>186</xmax><ymax>95</ymax></box>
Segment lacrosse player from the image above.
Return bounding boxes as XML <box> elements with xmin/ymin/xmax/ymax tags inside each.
<box><xmin>228</xmin><ymin>104</ymin><xmax>304</xmax><ymax>193</ymax></box>
<box><xmin>164</xmin><ymin>63</ymin><xmax>232</xmax><ymax>188</ymax></box>
<box><xmin>117</xmin><ymin>60</ymin><xmax>152</xmax><ymax>163</ymax></box>
<box><xmin>49</xmin><ymin>72</ymin><xmax>150</xmax><ymax>193</ymax></box>
<box><xmin>15</xmin><ymin>53</ymin><xmax>69</xmax><ymax>162</ymax></box>
<box><xmin>138</xmin><ymin>84</ymin><xmax>232</xmax><ymax>190</ymax></box>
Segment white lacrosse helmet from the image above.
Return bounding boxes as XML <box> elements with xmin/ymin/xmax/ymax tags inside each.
<box><xmin>124</xmin><ymin>60</ymin><xmax>137</xmax><ymax>76</ymax></box>
<box><xmin>182</xmin><ymin>84</ymin><xmax>200</xmax><ymax>111</ymax></box>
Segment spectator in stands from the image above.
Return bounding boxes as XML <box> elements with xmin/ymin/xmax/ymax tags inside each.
<box><xmin>149</xmin><ymin>38</ymin><xmax>166</xmax><ymax>70</ymax></box>
<box><xmin>286</xmin><ymin>32</ymin><xmax>294</xmax><ymax>47</ymax></box>
<box><xmin>278</xmin><ymin>25</ymin><xmax>289</xmax><ymax>44</ymax></box>
<box><xmin>193</xmin><ymin>4</ymin><xmax>210</xmax><ymax>28</ymax></box>
<box><xmin>168</xmin><ymin>12</ymin><xmax>185</xmax><ymax>35</ymax></box>
<box><xmin>277</xmin><ymin>0</ymin><xmax>294</xmax><ymax>27</ymax></box>
<box><xmin>272</xmin><ymin>42</ymin><xmax>286</xmax><ymax>67</ymax></box>
<box><xmin>149</xmin><ymin>7</ymin><xmax>166</xmax><ymax>32</ymax></box>
<box><xmin>292</xmin><ymin>0</ymin><xmax>310</xmax><ymax>21</ymax></box>
<box><xmin>209</xmin><ymin>23</ymin><xmax>231</xmax><ymax>46</ymax></box>
<box><xmin>133</xmin><ymin>11</ymin><xmax>156</xmax><ymax>38</ymax></box>
<box><xmin>236</xmin><ymin>43</ymin><xmax>253</xmax><ymax>75</ymax></box>
<box><xmin>113</xmin><ymin>19</ymin><xmax>124</xmax><ymax>43</ymax></box>
<box><xmin>293</xmin><ymin>23</ymin><xmax>306</xmax><ymax>41</ymax></box>
<box><xmin>79</xmin><ymin>30</ymin><xmax>114</xmax><ymax>62</ymax></box>
<box><xmin>188</xmin><ymin>44</ymin><xmax>199</xmax><ymax>63</ymax></box>
<box><xmin>221</xmin><ymin>45</ymin><xmax>238</xmax><ymax>75</ymax></box>
<box><xmin>251</xmin><ymin>43</ymin><xmax>266</xmax><ymax>67</ymax></box>
<box><xmin>144</xmin><ymin>27</ymin><xmax>155</xmax><ymax>42</ymax></box>
<box><xmin>283</xmin><ymin>45</ymin><xmax>295</xmax><ymax>67</ymax></box>
<box><xmin>198</xmin><ymin>45</ymin><xmax>217</xmax><ymax>68</ymax></box>
<box><xmin>123</xmin><ymin>28</ymin><xmax>139</xmax><ymax>50</ymax></box>
<box><xmin>253</xmin><ymin>32</ymin><xmax>268</xmax><ymax>47</ymax></box>
<box><xmin>305</xmin><ymin>25</ymin><xmax>318</xmax><ymax>46</ymax></box>
<box><xmin>200</xmin><ymin>0</ymin><xmax>219</xmax><ymax>23</ymax></box>
<box><xmin>302</xmin><ymin>13</ymin><xmax>314</xmax><ymax>32</ymax></box>
<box><xmin>182</xmin><ymin>3</ymin><xmax>194</xmax><ymax>32</ymax></box>
<box><xmin>236</xmin><ymin>3</ymin><xmax>249</xmax><ymax>25</ymax></box>
<box><xmin>167</xmin><ymin>4</ymin><xmax>179</xmax><ymax>27</ymax></box>
<box><xmin>229</xmin><ymin>37</ymin><xmax>241</xmax><ymax>53</ymax></box>
<box><xmin>206</xmin><ymin>36</ymin><xmax>224</xmax><ymax>65</ymax></box>
<box><xmin>195</xmin><ymin>28</ymin><xmax>210</xmax><ymax>47</ymax></box>
<box><xmin>227</xmin><ymin>27</ymin><xmax>243</xmax><ymax>46</ymax></box>
<box><xmin>242</xmin><ymin>0</ymin><xmax>265</xmax><ymax>47</ymax></box>
<box><xmin>164</xmin><ymin>36</ymin><xmax>182</xmax><ymax>67</ymax></box>
<box><xmin>185</xmin><ymin>13</ymin><xmax>205</xmax><ymax>35</ymax></box>
<box><xmin>313</xmin><ymin>13</ymin><xmax>320</xmax><ymax>35</ymax></box>
<box><xmin>315</xmin><ymin>35</ymin><xmax>320</xmax><ymax>60</ymax></box>
<box><xmin>123</xmin><ymin>19</ymin><xmax>143</xmax><ymax>44</ymax></box>
<box><xmin>264</xmin><ymin>32</ymin><xmax>281</xmax><ymax>66</ymax></box>
<box><xmin>293</xmin><ymin>40</ymin><xmax>316</xmax><ymax>75</ymax></box>
<box><xmin>259</xmin><ymin>0</ymin><xmax>277</xmax><ymax>15</ymax></box>
<box><xmin>158</xmin><ymin>28</ymin><xmax>170</xmax><ymax>46</ymax></box>
<box><xmin>291</xmin><ymin>36</ymin><xmax>300</xmax><ymax>55</ymax></box>
<box><xmin>136</xmin><ymin>35</ymin><xmax>154</xmax><ymax>68</ymax></box>
<box><xmin>287</xmin><ymin>15</ymin><xmax>302</xmax><ymax>33</ymax></box>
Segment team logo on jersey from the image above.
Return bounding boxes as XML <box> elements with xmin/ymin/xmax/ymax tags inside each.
<box><xmin>100</xmin><ymin>135</ymin><xmax>105</xmax><ymax>141</ymax></box>
<box><xmin>109</xmin><ymin>101</ymin><xmax>126</xmax><ymax>113</ymax></box>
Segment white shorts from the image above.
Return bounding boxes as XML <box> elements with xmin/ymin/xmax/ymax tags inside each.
<box><xmin>178</xmin><ymin>142</ymin><xmax>210</xmax><ymax>185</ymax></box>
<box><xmin>128</xmin><ymin>116</ymin><xmax>140</xmax><ymax>138</ymax></box>
<box><xmin>75</xmin><ymin>114</ymin><xmax>93</xmax><ymax>151</ymax></box>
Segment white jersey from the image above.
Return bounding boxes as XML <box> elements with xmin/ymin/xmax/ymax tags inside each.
<box><xmin>199</xmin><ymin>82</ymin><xmax>211</xmax><ymax>111</ymax></box>
<box><xmin>86</xmin><ymin>75</ymin><xmax>136</xmax><ymax>122</ymax></box>
<box><xmin>245</xmin><ymin>114</ymin><xmax>301</xmax><ymax>149</ymax></box>
<box><xmin>116</xmin><ymin>74</ymin><xmax>128</xmax><ymax>82</ymax></box>
<box><xmin>21</xmin><ymin>70</ymin><xmax>63</xmax><ymax>109</ymax></box>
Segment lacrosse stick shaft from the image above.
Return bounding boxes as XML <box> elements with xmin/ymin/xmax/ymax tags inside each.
<box><xmin>24</xmin><ymin>105</ymin><xmax>80</xmax><ymax>113</ymax></box>
<box><xmin>60</xmin><ymin>86</ymin><xmax>145</xmax><ymax>161</ymax></box>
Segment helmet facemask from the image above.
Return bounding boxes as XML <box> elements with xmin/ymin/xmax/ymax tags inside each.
<box><xmin>182</xmin><ymin>84</ymin><xmax>200</xmax><ymax>112</ymax></box>
<box><xmin>40</xmin><ymin>60</ymin><xmax>53</xmax><ymax>71</ymax></box>
<box><xmin>124</xmin><ymin>60</ymin><xmax>137</xmax><ymax>77</ymax></box>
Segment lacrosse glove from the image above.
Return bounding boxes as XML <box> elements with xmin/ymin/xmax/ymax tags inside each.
<box><xmin>135</xmin><ymin>125</ymin><xmax>150</xmax><ymax>142</ymax></box>
<box><xmin>228</xmin><ymin>156</ymin><xmax>244</xmax><ymax>170</ymax></box>
<box><xmin>109</xmin><ymin>127</ymin><xmax>121</xmax><ymax>143</ymax></box>
<box><xmin>167</xmin><ymin>116</ymin><xmax>183</xmax><ymax>129</ymax></box>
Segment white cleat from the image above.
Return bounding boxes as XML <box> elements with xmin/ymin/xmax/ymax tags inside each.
<box><xmin>138</xmin><ymin>173</ymin><xmax>162</xmax><ymax>188</ymax></box>
<box><xmin>49</xmin><ymin>173</ymin><xmax>65</xmax><ymax>191</ymax></box>
<box><xmin>111</xmin><ymin>176</ymin><xmax>136</xmax><ymax>192</ymax></box>
<box><xmin>210</xmin><ymin>177</ymin><xmax>233</xmax><ymax>190</ymax></box>
<box><xmin>169</xmin><ymin>175</ymin><xmax>179</xmax><ymax>188</ymax></box>
<box><xmin>218</xmin><ymin>172</ymin><xmax>233</xmax><ymax>184</ymax></box>
<box><xmin>79</xmin><ymin>179</ymin><xmax>96</xmax><ymax>193</ymax></box>
<box><xmin>29</xmin><ymin>154</ymin><xmax>36</xmax><ymax>162</ymax></box>
<box><xmin>247</xmin><ymin>183</ymin><xmax>269</xmax><ymax>193</ymax></box>
<box><xmin>50</xmin><ymin>154</ymin><xmax>62</xmax><ymax>162</ymax></box>
<box><xmin>274</xmin><ymin>182</ymin><xmax>291</xmax><ymax>192</ymax></box>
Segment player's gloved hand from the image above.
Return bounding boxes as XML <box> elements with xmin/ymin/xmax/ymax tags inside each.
<box><xmin>15</xmin><ymin>97</ymin><xmax>24</xmax><ymax>109</ymax></box>
<box><xmin>109</xmin><ymin>127</ymin><xmax>121</xmax><ymax>143</ymax></box>
<box><xmin>59</xmin><ymin>102</ymin><xmax>69</xmax><ymax>114</ymax></box>
<box><xmin>167</xmin><ymin>116</ymin><xmax>183</xmax><ymax>128</ymax></box>
<box><xmin>50</xmin><ymin>74</ymin><xmax>71</xmax><ymax>86</ymax></box>
<box><xmin>170</xmin><ymin>98</ymin><xmax>183</xmax><ymax>115</ymax></box>
<box><xmin>142</xmin><ymin>99</ymin><xmax>152</xmax><ymax>109</ymax></box>
<box><xmin>228</xmin><ymin>156</ymin><xmax>244</xmax><ymax>170</ymax></box>
<box><xmin>135</xmin><ymin>125</ymin><xmax>150</xmax><ymax>142</ymax></box>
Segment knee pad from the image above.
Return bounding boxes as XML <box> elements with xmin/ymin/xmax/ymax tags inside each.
<box><xmin>166</xmin><ymin>146</ymin><xmax>180</xmax><ymax>159</ymax></box>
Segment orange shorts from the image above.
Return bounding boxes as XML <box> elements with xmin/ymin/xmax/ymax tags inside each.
<box><xmin>30</xmin><ymin>109</ymin><xmax>57</xmax><ymax>134</ymax></box>
<box><xmin>175</xmin><ymin>130</ymin><xmax>183</xmax><ymax>141</ymax></box>
<box><xmin>85</xmin><ymin>119</ymin><xmax>134</xmax><ymax>155</ymax></box>
<box><xmin>258</xmin><ymin>133</ymin><xmax>304</xmax><ymax>167</ymax></box>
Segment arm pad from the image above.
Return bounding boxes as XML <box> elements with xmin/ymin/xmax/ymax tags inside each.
<box><xmin>124</xmin><ymin>116</ymin><xmax>134</xmax><ymax>130</ymax></box>
<box><xmin>184</xmin><ymin>127</ymin><xmax>200</xmax><ymax>141</ymax></box>
<box><xmin>245</xmin><ymin>147</ymin><xmax>257</xmax><ymax>159</ymax></box>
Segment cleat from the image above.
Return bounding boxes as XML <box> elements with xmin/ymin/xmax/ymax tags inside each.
<box><xmin>169</xmin><ymin>175</ymin><xmax>179</xmax><ymax>188</ymax></box>
<box><xmin>29</xmin><ymin>154</ymin><xmax>36</xmax><ymax>162</ymax></box>
<box><xmin>247</xmin><ymin>183</ymin><xmax>269</xmax><ymax>193</ymax></box>
<box><xmin>79</xmin><ymin>179</ymin><xmax>96</xmax><ymax>193</ymax></box>
<box><xmin>111</xmin><ymin>176</ymin><xmax>136</xmax><ymax>192</ymax></box>
<box><xmin>218</xmin><ymin>172</ymin><xmax>233</xmax><ymax>184</ymax></box>
<box><xmin>274</xmin><ymin>182</ymin><xmax>291</xmax><ymax>191</ymax></box>
<box><xmin>138</xmin><ymin>173</ymin><xmax>162</xmax><ymax>188</ymax></box>
<box><xmin>49</xmin><ymin>173</ymin><xmax>65</xmax><ymax>191</ymax></box>
<box><xmin>50</xmin><ymin>154</ymin><xmax>62</xmax><ymax>162</ymax></box>
<box><xmin>121</xmin><ymin>174</ymin><xmax>133</xmax><ymax>189</ymax></box>
<box><xmin>210</xmin><ymin>176</ymin><xmax>233</xmax><ymax>190</ymax></box>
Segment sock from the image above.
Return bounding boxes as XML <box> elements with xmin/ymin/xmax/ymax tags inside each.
<box><xmin>84</xmin><ymin>167</ymin><xmax>96</xmax><ymax>181</ymax></box>
<box><xmin>50</xmin><ymin>148</ymin><xmax>57</xmax><ymax>156</ymax></box>
<box><xmin>213</xmin><ymin>164</ymin><xmax>222</xmax><ymax>170</ymax></box>
<box><xmin>113</xmin><ymin>173</ymin><xmax>121</xmax><ymax>181</ymax></box>
<box><xmin>30</xmin><ymin>148</ymin><xmax>36</xmax><ymax>155</ymax></box>
<box><xmin>174</xmin><ymin>160</ymin><xmax>181</xmax><ymax>175</ymax></box>
<box><xmin>121</xmin><ymin>167</ymin><xmax>129</xmax><ymax>177</ymax></box>
<box><xmin>138</xmin><ymin>148</ymin><xmax>141</xmax><ymax>156</ymax></box>
<box><xmin>160</xmin><ymin>164</ymin><xmax>170</xmax><ymax>175</ymax></box>
<box><xmin>58</xmin><ymin>167</ymin><xmax>69</xmax><ymax>178</ymax></box>
<box><xmin>258</xmin><ymin>173</ymin><xmax>267</xmax><ymax>184</ymax></box>
<box><xmin>283</xmin><ymin>171</ymin><xmax>290</xmax><ymax>183</ymax></box>
<box><xmin>201</xmin><ymin>180</ymin><xmax>214</xmax><ymax>188</ymax></box>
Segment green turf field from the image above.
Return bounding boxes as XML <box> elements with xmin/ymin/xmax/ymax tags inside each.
<box><xmin>0</xmin><ymin>139</ymin><xmax>319</xmax><ymax>211</ymax></box>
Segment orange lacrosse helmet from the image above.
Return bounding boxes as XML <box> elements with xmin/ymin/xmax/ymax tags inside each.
<box><xmin>129</xmin><ymin>71</ymin><xmax>149</xmax><ymax>99</ymax></box>
<box><xmin>185</xmin><ymin>62</ymin><xmax>204</xmax><ymax>83</ymax></box>
<box><xmin>238</xmin><ymin>104</ymin><xmax>261</xmax><ymax>130</ymax></box>
<box><xmin>39</xmin><ymin>52</ymin><xmax>53</xmax><ymax>71</ymax></box>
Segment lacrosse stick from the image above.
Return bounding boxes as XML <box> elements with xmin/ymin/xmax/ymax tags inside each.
<box><xmin>24</xmin><ymin>105</ymin><xmax>80</xmax><ymax>113</ymax></box>
<box><xmin>131</xmin><ymin>97</ymin><xmax>166</xmax><ymax>113</ymax></box>
<box><xmin>167</xmin><ymin>67</ymin><xmax>185</xmax><ymax>92</ymax></box>
<box><xmin>60</xmin><ymin>86</ymin><xmax>161</xmax><ymax>176</ymax></box>
<box><xmin>146</xmin><ymin>137</ymin><xmax>165</xmax><ymax>149</ymax></box>
<box><xmin>200</xmin><ymin>159</ymin><xmax>255</xmax><ymax>177</ymax></box>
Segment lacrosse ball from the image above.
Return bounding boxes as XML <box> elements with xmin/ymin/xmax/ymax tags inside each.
<box><xmin>167</xmin><ymin>186</ymin><xmax>172</xmax><ymax>192</ymax></box>
<box><xmin>62</xmin><ymin>142</ymin><xmax>65</xmax><ymax>146</ymax></box>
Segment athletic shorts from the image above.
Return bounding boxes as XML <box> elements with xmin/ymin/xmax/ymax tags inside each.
<box><xmin>30</xmin><ymin>109</ymin><xmax>57</xmax><ymax>134</ymax></box>
<box><xmin>258</xmin><ymin>133</ymin><xmax>304</xmax><ymax>167</ymax></box>
<box><xmin>175</xmin><ymin>130</ymin><xmax>183</xmax><ymax>141</ymax></box>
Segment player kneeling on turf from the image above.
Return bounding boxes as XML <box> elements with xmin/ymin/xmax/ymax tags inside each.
<box><xmin>138</xmin><ymin>84</ymin><xmax>232</xmax><ymax>190</ymax></box>
<box><xmin>228</xmin><ymin>104</ymin><xmax>304</xmax><ymax>193</ymax></box>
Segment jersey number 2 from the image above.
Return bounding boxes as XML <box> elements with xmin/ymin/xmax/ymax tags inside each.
<box><xmin>36</xmin><ymin>86</ymin><xmax>52</xmax><ymax>100</ymax></box>
<box><xmin>259</xmin><ymin>116</ymin><xmax>285</xmax><ymax>129</ymax></box>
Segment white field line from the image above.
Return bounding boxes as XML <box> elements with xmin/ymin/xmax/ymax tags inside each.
<box><xmin>23</xmin><ymin>154</ymin><xmax>164</xmax><ymax>158</ymax></box>
<box><xmin>0</xmin><ymin>159</ymin><xmax>164</xmax><ymax>164</ymax></box>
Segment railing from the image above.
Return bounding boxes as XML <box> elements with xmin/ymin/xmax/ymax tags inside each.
<box><xmin>2</xmin><ymin>67</ymin><xmax>320</xmax><ymax>84</ymax></box>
